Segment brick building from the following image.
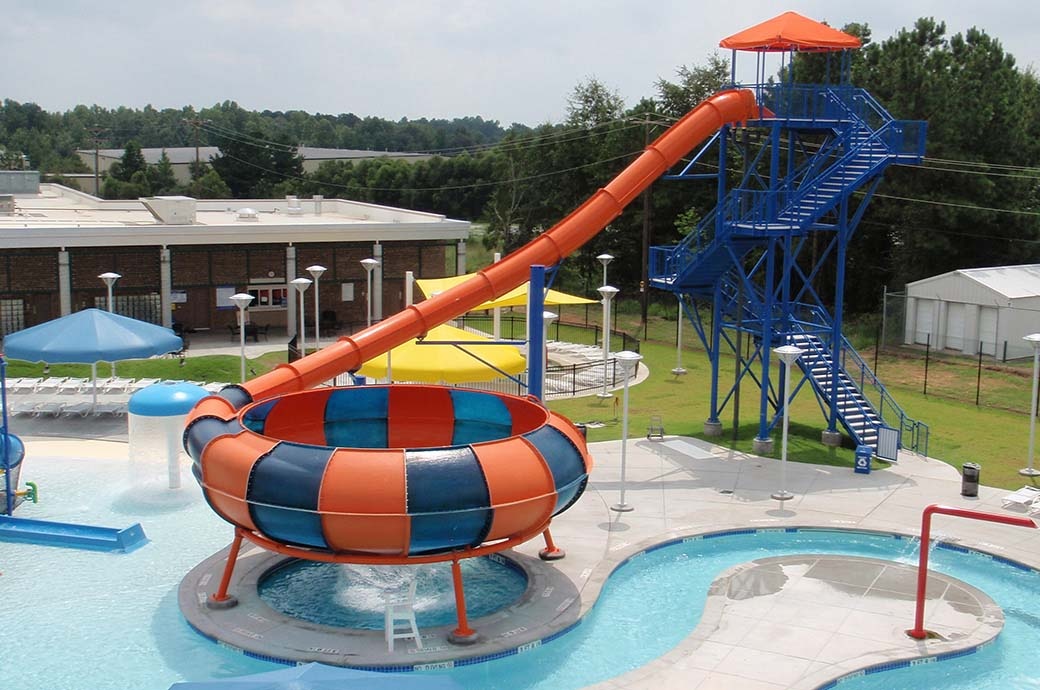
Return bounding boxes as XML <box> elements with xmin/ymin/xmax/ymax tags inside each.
<box><xmin>0</xmin><ymin>174</ymin><xmax>470</xmax><ymax>336</ymax></box>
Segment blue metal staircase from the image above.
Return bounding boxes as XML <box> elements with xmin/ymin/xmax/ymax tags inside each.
<box><xmin>649</xmin><ymin>83</ymin><xmax>929</xmax><ymax>456</ymax></box>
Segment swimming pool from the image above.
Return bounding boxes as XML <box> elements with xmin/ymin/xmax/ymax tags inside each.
<box><xmin>3</xmin><ymin>454</ymin><xmax>1039</xmax><ymax>689</ymax></box>
<box><xmin>258</xmin><ymin>558</ymin><xmax>528</xmax><ymax>629</ymax></box>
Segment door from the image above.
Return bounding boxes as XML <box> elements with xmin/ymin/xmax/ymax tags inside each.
<box><xmin>914</xmin><ymin>299</ymin><xmax>934</xmax><ymax>346</ymax></box>
<box><xmin>979</xmin><ymin>306</ymin><xmax>998</xmax><ymax>356</ymax></box>
<box><xmin>945</xmin><ymin>302</ymin><xmax>964</xmax><ymax>351</ymax></box>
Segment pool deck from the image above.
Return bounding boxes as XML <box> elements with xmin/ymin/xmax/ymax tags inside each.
<box><xmin>12</xmin><ymin>319</ymin><xmax>1040</xmax><ymax>690</ymax></box>
<box><xmin>19</xmin><ymin>428</ymin><xmax>1039</xmax><ymax>689</ymax></box>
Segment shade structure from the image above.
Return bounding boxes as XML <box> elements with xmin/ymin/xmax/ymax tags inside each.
<box><xmin>168</xmin><ymin>662</ymin><xmax>461</xmax><ymax>689</ymax></box>
<box><xmin>357</xmin><ymin>323</ymin><xmax>525</xmax><ymax>383</ymax></box>
<box><xmin>3</xmin><ymin>309</ymin><xmax>182</xmax><ymax>364</ymax></box>
<box><xmin>415</xmin><ymin>274</ymin><xmax>595</xmax><ymax>310</ymax></box>
<box><xmin>3</xmin><ymin>309</ymin><xmax>182</xmax><ymax>410</ymax></box>
<box><xmin>719</xmin><ymin>11</ymin><xmax>861</xmax><ymax>52</ymax></box>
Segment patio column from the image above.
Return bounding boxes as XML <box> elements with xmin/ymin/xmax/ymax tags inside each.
<box><xmin>456</xmin><ymin>238</ymin><xmax>467</xmax><ymax>275</ymax></box>
<box><xmin>286</xmin><ymin>245</ymin><xmax>298</xmax><ymax>336</ymax></box>
<box><xmin>372</xmin><ymin>242</ymin><xmax>383</xmax><ymax>322</ymax></box>
<box><xmin>58</xmin><ymin>249</ymin><xmax>71</xmax><ymax>316</ymax></box>
<box><xmin>159</xmin><ymin>247</ymin><xmax>173</xmax><ymax>328</ymax></box>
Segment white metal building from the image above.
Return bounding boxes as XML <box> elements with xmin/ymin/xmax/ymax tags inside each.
<box><xmin>903</xmin><ymin>264</ymin><xmax>1040</xmax><ymax>360</ymax></box>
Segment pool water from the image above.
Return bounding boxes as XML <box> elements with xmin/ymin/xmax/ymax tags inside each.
<box><xmin>258</xmin><ymin>558</ymin><xmax>527</xmax><ymax>629</ymax></box>
<box><xmin>3</xmin><ymin>454</ymin><xmax>1040</xmax><ymax>689</ymax></box>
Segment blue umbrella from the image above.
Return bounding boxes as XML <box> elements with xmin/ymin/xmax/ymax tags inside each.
<box><xmin>3</xmin><ymin>309</ymin><xmax>182</xmax><ymax>408</ymax></box>
<box><xmin>3</xmin><ymin>308</ymin><xmax>181</xmax><ymax>364</ymax></box>
<box><xmin>168</xmin><ymin>662</ymin><xmax>462</xmax><ymax>689</ymax></box>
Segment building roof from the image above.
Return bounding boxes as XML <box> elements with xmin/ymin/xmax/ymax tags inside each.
<box><xmin>78</xmin><ymin>146</ymin><xmax>429</xmax><ymax>166</ymax></box>
<box><xmin>909</xmin><ymin>264</ymin><xmax>1040</xmax><ymax>300</ymax></box>
<box><xmin>0</xmin><ymin>184</ymin><xmax>469</xmax><ymax>248</ymax></box>
<box><xmin>719</xmin><ymin>12</ymin><xmax>862</xmax><ymax>52</ymax></box>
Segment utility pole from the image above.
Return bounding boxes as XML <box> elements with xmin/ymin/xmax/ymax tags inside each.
<box><xmin>182</xmin><ymin>118</ymin><xmax>206</xmax><ymax>177</ymax></box>
<box><xmin>639</xmin><ymin>117</ymin><xmax>654</xmax><ymax>338</ymax></box>
<box><xmin>89</xmin><ymin>125</ymin><xmax>105</xmax><ymax>196</ymax></box>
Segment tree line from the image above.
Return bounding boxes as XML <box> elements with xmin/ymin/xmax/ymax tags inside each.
<box><xmin>2</xmin><ymin>18</ymin><xmax>1038</xmax><ymax>313</ymax></box>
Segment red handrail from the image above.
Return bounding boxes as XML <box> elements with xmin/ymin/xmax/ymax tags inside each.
<box><xmin>907</xmin><ymin>504</ymin><xmax>1036</xmax><ymax>639</ymax></box>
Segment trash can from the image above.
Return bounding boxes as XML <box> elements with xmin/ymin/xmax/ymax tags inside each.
<box><xmin>961</xmin><ymin>462</ymin><xmax>981</xmax><ymax>497</ymax></box>
<box><xmin>854</xmin><ymin>445</ymin><xmax>873</xmax><ymax>475</ymax></box>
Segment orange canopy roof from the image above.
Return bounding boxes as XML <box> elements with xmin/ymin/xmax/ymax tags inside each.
<box><xmin>720</xmin><ymin>11</ymin><xmax>861</xmax><ymax>52</ymax></box>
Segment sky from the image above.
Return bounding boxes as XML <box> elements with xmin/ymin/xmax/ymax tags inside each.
<box><xmin>3</xmin><ymin>1</ymin><xmax>1038</xmax><ymax>127</ymax></box>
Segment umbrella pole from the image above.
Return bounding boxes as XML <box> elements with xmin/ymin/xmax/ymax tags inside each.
<box><xmin>91</xmin><ymin>362</ymin><xmax>98</xmax><ymax>410</ymax></box>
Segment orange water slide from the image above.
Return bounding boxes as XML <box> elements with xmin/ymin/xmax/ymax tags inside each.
<box><xmin>195</xmin><ymin>88</ymin><xmax>757</xmax><ymax>416</ymax></box>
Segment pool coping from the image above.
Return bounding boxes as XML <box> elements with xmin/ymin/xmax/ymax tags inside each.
<box><xmin>180</xmin><ymin>521</ymin><xmax>1023</xmax><ymax>688</ymax></box>
<box><xmin>178</xmin><ymin>541</ymin><xmax>584</xmax><ymax>670</ymax></box>
<box><xmin>580</xmin><ymin>524</ymin><xmax>1024</xmax><ymax>690</ymax></box>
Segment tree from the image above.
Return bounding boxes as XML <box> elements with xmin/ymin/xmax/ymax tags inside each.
<box><xmin>210</xmin><ymin>127</ymin><xmax>303</xmax><ymax>198</ymax></box>
<box><xmin>109</xmin><ymin>140</ymin><xmax>147</xmax><ymax>182</ymax></box>
<box><xmin>656</xmin><ymin>54</ymin><xmax>730</xmax><ymax>119</ymax></box>
<box><xmin>147</xmin><ymin>150</ymin><xmax>178</xmax><ymax>195</ymax></box>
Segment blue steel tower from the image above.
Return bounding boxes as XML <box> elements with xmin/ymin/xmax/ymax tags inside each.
<box><xmin>648</xmin><ymin>13</ymin><xmax>929</xmax><ymax>459</ymax></box>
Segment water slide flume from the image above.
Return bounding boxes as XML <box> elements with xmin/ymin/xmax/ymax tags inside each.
<box><xmin>184</xmin><ymin>89</ymin><xmax>757</xmax><ymax>642</ymax></box>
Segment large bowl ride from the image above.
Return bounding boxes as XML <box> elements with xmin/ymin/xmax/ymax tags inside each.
<box><xmin>186</xmin><ymin>384</ymin><xmax>591</xmax><ymax>641</ymax></box>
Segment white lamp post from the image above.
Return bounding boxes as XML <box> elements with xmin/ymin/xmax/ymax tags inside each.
<box><xmin>596</xmin><ymin>254</ymin><xmax>614</xmax><ymax>287</ymax></box>
<box><xmin>611</xmin><ymin>350</ymin><xmax>643</xmax><ymax>513</ymax></box>
<box><xmin>290</xmin><ymin>277</ymin><xmax>312</xmax><ymax>355</ymax></box>
<box><xmin>306</xmin><ymin>264</ymin><xmax>327</xmax><ymax>349</ymax></box>
<box><xmin>230</xmin><ymin>293</ymin><xmax>254</xmax><ymax>383</ymax></box>
<box><xmin>543</xmin><ymin>311</ymin><xmax>558</xmax><ymax>396</ymax></box>
<box><xmin>771</xmin><ymin>345</ymin><xmax>804</xmax><ymax>503</ymax></box>
<box><xmin>1021</xmin><ymin>333</ymin><xmax>1040</xmax><ymax>476</ymax></box>
<box><xmin>597</xmin><ymin>285</ymin><xmax>619</xmax><ymax>399</ymax></box>
<box><xmin>360</xmin><ymin>258</ymin><xmax>380</xmax><ymax>328</ymax></box>
<box><xmin>672</xmin><ymin>293</ymin><xmax>687</xmax><ymax>376</ymax></box>
<box><xmin>98</xmin><ymin>272</ymin><xmax>121</xmax><ymax>312</ymax></box>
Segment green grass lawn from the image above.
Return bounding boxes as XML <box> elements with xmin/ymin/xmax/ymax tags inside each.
<box><xmin>4</xmin><ymin>298</ymin><xmax>1032</xmax><ymax>490</ymax></box>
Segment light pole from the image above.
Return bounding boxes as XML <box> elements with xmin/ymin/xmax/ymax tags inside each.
<box><xmin>1021</xmin><ymin>333</ymin><xmax>1040</xmax><ymax>476</ymax></box>
<box><xmin>542</xmin><ymin>311</ymin><xmax>558</xmax><ymax>397</ymax></box>
<box><xmin>597</xmin><ymin>285</ymin><xmax>619</xmax><ymax>399</ymax></box>
<box><xmin>771</xmin><ymin>345</ymin><xmax>804</xmax><ymax>503</ymax></box>
<box><xmin>230</xmin><ymin>293</ymin><xmax>254</xmax><ymax>383</ymax></box>
<box><xmin>99</xmin><ymin>272</ymin><xmax>121</xmax><ymax>312</ymax></box>
<box><xmin>306</xmin><ymin>264</ymin><xmax>327</xmax><ymax>349</ymax></box>
<box><xmin>611</xmin><ymin>350</ymin><xmax>643</xmax><ymax>513</ymax></box>
<box><xmin>360</xmin><ymin>258</ymin><xmax>380</xmax><ymax>328</ymax></box>
<box><xmin>290</xmin><ymin>277</ymin><xmax>312</xmax><ymax>355</ymax></box>
<box><xmin>672</xmin><ymin>293</ymin><xmax>687</xmax><ymax>376</ymax></box>
<box><xmin>596</xmin><ymin>254</ymin><xmax>614</xmax><ymax>287</ymax></box>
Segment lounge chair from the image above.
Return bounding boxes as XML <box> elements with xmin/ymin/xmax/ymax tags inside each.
<box><xmin>34</xmin><ymin>377</ymin><xmax>67</xmax><ymax>392</ymax></box>
<box><xmin>1001</xmin><ymin>486</ymin><xmax>1040</xmax><ymax>510</ymax></box>
<box><xmin>100</xmin><ymin>376</ymin><xmax>135</xmax><ymax>393</ymax></box>
<box><xmin>128</xmin><ymin>378</ymin><xmax>161</xmax><ymax>392</ymax></box>
<box><xmin>57</xmin><ymin>378</ymin><xmax>90</xmax><ymax>394</ymax></box>
<box><xmin>8</xmin><ymin>400</ymin><xmax>37</xmax><ymax>415</ymax></box>
<box><xmin>93</xmin><ymin>402</ymin><xmax>127</xmax><ymax>417</ymax></box>
<box><xmin>31</xmin><ymin>401</ymin><xmax>66</xmax><ymax>417</ymax></box>
<box><xmin>9</xmin><ymin>378</ymin><xmax>40</xmax><ymax>394</ymax></box>
<box><xmin>62</xmin><ymin>402</ymin><xmax>95</xmax><ymax>418</ymax></box>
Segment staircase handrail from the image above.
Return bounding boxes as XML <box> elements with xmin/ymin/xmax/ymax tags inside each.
<box><xmin>834</xmin><ymin>330</ymin><xmax>930</xmax><ymax>455</ymax></box>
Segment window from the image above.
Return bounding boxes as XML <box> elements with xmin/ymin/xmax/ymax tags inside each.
<box><xmin>94</xmin><ymin>293</ymin><xmax>162</xmax><ymax>324</ymax></box>
<box><xmin>247</xmin><ymin>280</ymin><xmax>288</xmax><ymax>311</ymax></box>
<box><xmin>1</xmin><ymin>299</ymin><xmax>24</xmax><ymax>335</ymax></box>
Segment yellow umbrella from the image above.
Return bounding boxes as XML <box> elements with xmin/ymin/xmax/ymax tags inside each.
<box><xmin>357</xmin><ymin>323</ymin><xmax>526</xmax><ymax>383</ymax></box>
<box><xmin>415</xmin><ymin>274</ymin><xmax>596</xmax><ymax>310</ymax></box>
